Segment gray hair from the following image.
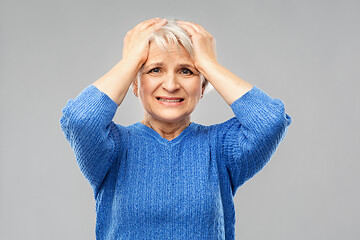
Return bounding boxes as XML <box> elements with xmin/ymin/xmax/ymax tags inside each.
<box><xmin>136</xmin><ymin>18</ymin><xmax>214</xmax><ymax>95</ymax></box>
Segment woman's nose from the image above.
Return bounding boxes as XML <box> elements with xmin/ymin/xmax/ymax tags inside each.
<box><xmin>161</xmin><ymin>73</ymin><xmax>180</xmax><ymax>92</ymax></box>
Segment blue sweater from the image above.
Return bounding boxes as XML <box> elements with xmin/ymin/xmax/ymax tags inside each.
<box><xmin>60</xmin><ymin>84</ymin><xmax>292</xmax><ymax>239</ymax></box>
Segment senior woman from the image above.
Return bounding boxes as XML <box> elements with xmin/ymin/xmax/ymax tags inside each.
<box><xmin>60</xmin><ymin>17</ymin><xmax>292</xmax><ymax>240</ymax></box>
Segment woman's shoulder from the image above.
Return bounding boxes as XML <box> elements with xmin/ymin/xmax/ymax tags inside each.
<box><xmin>113</xmin><ymin>122</ymin><xmax>139</xmax><ymax>135</ymax></box>
<box><xmin>191</xmin><ymin>117</ymin><xmax>239</xmax><ymax>136</ymax></box>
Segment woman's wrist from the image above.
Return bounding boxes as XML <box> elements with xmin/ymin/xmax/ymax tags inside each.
<box><xmin>120</xmin><ymin>57</ymin><xmax>144</xmax><ymax>73</ymax></box>
<box><xmin>197</xmin><ymin>61</ymin><xmax>253</xmax><ymax>106</ymax></box>
<box><xmin>92</xmin><ymin>58</ymin><xmax>143</xmax><ymax>106</ymax></box>
<box><xmin>196</xmin><ymin>59</ymin><xmax>220</xmax><ymax>82</ymax></box>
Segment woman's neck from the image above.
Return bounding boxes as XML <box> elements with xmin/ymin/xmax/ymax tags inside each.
<box><xmin>141</xmin><ymin>115</ymin><xmax>191</xmax><ymax>141</ymax></box>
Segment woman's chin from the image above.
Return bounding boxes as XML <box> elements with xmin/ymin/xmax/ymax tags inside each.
<box><xmin>150</xmin><ymin>112</ymin><xmax>191</xmax><ymax>125</ymax></box>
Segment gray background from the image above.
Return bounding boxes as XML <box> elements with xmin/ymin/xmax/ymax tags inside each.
<box><xmin>1</xmin><ymin>0</ymin><xmax>359</xmax><ymax>239</ymax></box>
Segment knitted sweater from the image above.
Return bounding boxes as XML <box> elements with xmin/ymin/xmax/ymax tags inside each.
<box><xmin>60</xmin><ymin>84</ymin><xmax>292</xmax><ymax>240</ymax></box>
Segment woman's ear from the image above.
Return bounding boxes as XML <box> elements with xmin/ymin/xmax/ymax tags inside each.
<box><xmin>200</xmin><ymin>80</ymin><xmax>206</xmax><ymax>98</ymax></box>
<box><xmin>132</xmin><ymin>77</ymin><xmax>138</xmax><ymax>97</ymax></box>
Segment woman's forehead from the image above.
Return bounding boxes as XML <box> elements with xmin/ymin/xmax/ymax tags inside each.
<box><xmin>148</xmin><ymin>41</ymin><xmax>190</xmax><ymax>58</ymax></box>
<box><xmin>145</xmin><ymin>42</ymin><xmax>194</xmax><ymax>67</ymax></box>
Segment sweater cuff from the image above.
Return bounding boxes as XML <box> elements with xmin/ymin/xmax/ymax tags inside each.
<box><xmin>61</xmin><ymin>84</ymin><xmax>119</xmax><ymax>126</ymax></box>
<box><xmin>230</xmin><ymin>85</ymin><xmax>285</xmax><ymax>126</ymax></box>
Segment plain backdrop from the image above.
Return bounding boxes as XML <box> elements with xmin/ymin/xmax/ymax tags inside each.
<box><xmin>1</xmin><ymin>0</ymin><xmax>359</xmax><ymax>239</ymax></box>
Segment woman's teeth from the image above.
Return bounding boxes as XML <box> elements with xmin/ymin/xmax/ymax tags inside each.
<box><xmin>158</xmin><ymin>98</ymin><xmax>182</xmax><ymax>102</ymax></box>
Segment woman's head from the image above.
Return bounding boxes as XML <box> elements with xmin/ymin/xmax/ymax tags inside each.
<box><xmin>135</xmin><ymin>19</ymin><xmax>212</xmax><ymax>95</ymax></box>
<box><xmin>132</xmin><ymin>18</ymin><xmax>212</xmax><ymax>124</ymax></box>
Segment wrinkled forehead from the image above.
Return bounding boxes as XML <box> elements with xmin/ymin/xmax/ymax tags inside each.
<box><xmin>144</xmin><ymin>40</ymin><xmax>194</xmax><ymax>66</ymax></box>
<box><xmin>149</xmin><ymin>39</ymin><xmax>192</xmax><ymax>58</ymax></box>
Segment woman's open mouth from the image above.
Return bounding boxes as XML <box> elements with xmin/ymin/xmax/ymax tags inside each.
<box><xmin>156</xmin><ymin>97</ymin><xmax>185</xmax><ymax>105</ymax></box>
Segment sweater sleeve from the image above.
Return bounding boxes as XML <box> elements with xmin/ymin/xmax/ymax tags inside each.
<box><xmin>59</xmin><ymin>84</ymin><xmax>125</xmax><ymax>197</ymax></box>
<box><xmin>220</xmin><ymin>86</ymin><xmax>292</xmax><ymax>195</ymax></box>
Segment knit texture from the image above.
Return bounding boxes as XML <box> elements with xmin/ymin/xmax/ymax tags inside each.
<box><xmin>60</xmin><ymin>84</ymin><xmax>292</xmax><ymax>240</ymax></box>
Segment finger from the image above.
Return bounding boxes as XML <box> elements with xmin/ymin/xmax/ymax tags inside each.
<box><xmin>177</xmin><ymin>20</ymin><xmax>203</xmax><ymax>33</ymax></box>
<box><xmin>131</xmin><ymin>18</ymin><xmax>157</xmax><ymax>30</ymax></box>
<box><xmin>194</xmin><ymin>23</ymin><xmax>208</xmax><ymax>33</ymax></box>
<box><xmin>177</xmin><ymin>22</ymin><xmax>198</xmax><ymax>37</ymax></box>
<box><xmin>133</xmin><ymin>17</ymin><xmax>161</xmax><ymax>31</ymax></box>
<box><xmin>138</xmin><ymin>19</ymin><xmax>167</xmax><ymax>34</ymax></box>
<box><xmin>178</xmin><ymin>21</ymin><xmax>213</xmax><ymax>42</ymax></box>
<box><xmin>137</xmin><ymin>18</ymin><xmax>163</xmax><ymax>31</ymax></box>
<box><xmin>149</xmin><ymin>18</ymin><xmax>167</xmax><ymax>30</ymax></box>
<box><xmin>140</xmin><ymin>19</ymin><xmax>167</xmax><ymax>36</ymax></box>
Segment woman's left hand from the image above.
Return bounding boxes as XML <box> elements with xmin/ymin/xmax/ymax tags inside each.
<box><xmin>177</xmin><ymin>20</ymin><xmax>253</xmax><ymax>106</ymax></box>
<box><xmin>176</xmin><ymin>20</ymin><xmax>218</xmax><ymax>72</ymax></box>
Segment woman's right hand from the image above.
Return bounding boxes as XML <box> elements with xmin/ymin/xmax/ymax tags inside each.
<box><xmin>92</xmin><ymin>18</ymin><xmax>167</xmax><ymax>106</ymax></box>
<box><xmin>122</xmin><ymin>18</ymin><xmax>167</xmax><ymax>68</ymax></box>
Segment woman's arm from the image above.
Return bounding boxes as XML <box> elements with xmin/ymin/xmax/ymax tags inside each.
<box><xmin>60</xmin><ymin>85</ymin><xmax>124</xmax><ymax>198</ymax></box>
<box><xmin>92</xmin><ymin>58</ymin><xmax>142</xmax><ymax>106</ymax></box>
<box><xmin>178</xmin><ymin>21</ymin><xmax>292</xmax><ymax>193</ymax></box>
<box><xmin>60</xmin><ymin>18</ymin><xmax>167</xmax><ymax>197</ymax></box>
<box><xmin>219</xmin><ymin>87</ymin><xmax>292</xmax><ymax>194</ymax></box>
<box><xmin>197</xmin><ymin>61</ymin><xmax>254</xmax><ymax>106</ymax></box>
<box><xmin>93</xmin><ymin>18</ymin><xmax>167</xmax><ymax>106</ymax></box>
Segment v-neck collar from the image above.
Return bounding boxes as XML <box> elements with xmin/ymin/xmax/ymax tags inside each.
<box><xmin>133</xmin><ymin>121</ymin><xmax>197</xmax><ymax>145</ymax></box>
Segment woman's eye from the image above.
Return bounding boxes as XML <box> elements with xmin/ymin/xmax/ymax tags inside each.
<box><xmin>181</xmin><ymin>68</ymin><xmax>193</xmax><ymax>75</ymax></box>
<box><xmin>148</xmin><ymin>68</ymin><xmax>193</xmax><ymax>75</ymax></box>
<box><xmin>149</xmin><ymin>68</ymin><xmax>160</xmax><ymax>73</ymax></box>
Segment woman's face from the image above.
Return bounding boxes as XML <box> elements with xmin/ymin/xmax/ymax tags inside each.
<box><xmin>134</xmin><ymin>41</ymin><xmax>205</xmax><ymax>124</ymax></box>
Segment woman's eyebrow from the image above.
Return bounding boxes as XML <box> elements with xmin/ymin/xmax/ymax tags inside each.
<box><xmin>144</xmin><ymin>62</ymin><xmax>195</xmax><ymax>69</ymax></box>
<box><xmin>141</xmin><ymin>62</ymin><xmax>161</xmax><ymax>71</ymax></box>
<box><xmin>178</xmin><ymin>63</ymin><xmax>195</xmax><ymax>69</ymax></box>
<box><xmin>143</xmin><ymin>62</ymin><xmax>163</xmax><ymax>69</ymax></box>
